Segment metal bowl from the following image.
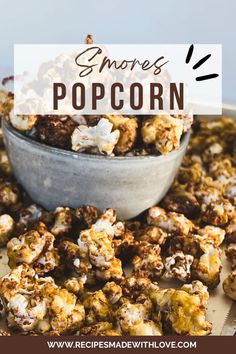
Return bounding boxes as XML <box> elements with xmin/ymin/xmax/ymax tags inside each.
<box><xmin>2</xmin><ymin>119</ymin><xmax>190</xmax><ymax>219</ymax></box>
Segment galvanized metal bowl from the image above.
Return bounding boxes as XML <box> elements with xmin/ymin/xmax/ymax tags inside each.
<box><xmin>2</xmin><ymin>119</ymin><xmax>190</xmax><ymax>219</ymax></box>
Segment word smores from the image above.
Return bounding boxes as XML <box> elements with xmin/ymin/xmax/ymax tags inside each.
<box><xmin>52</xmin><ymin>46</ymin><xmax>184</xmax><ymax>112</ymax></box>
<box><xmin>74</xmin><ymin>46</ymin><xmax>169</xmax><ymax>77</ymax></box>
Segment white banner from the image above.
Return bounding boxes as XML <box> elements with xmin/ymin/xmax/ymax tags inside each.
<box><xmin>14</xmin><ymin>44</ymin><xmax>222</xmax><ymax>115</ymax></box>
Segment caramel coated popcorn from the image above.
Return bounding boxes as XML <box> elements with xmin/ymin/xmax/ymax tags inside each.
<box><xmin>223</xmin><ymin>270</ymin><xmax>236</xmax><ymax>301</ymax></box>
<box><xmin>58</xmin><ymin>208</ymin><xmax>123</xmax><ymax>286</ymax></box>
<box><xmin>71</xmin><ymin>118</ymin><xmax>120</xmax><ymax>155</ymax></box>
<box><xmin>147</xmin><ymin>206</ymin><xmax>196</xmax><ymax>236</ymax></box>
<box><xmin>163</xmin><ymin>251</ymin><xmax>194</xmax><ymax>282</ymax></box>
<box><xmin>7</xmin><ymin>223</ymin><xmax>59</xmax><ymax>274</ymax></box>
<box><xmin>0</xmin><ymin>115</ymin><xmax>235</xmax><ymax>336</ymax></box>
<box><xmin>80</xmin><ymin>322</ymin><xmax>121</xmax><ymax>336</ymax></box>
<box><xmin>141</xmin><ymin>115</ymin><xmax>184</xmax><ymax>155</ymax></box>
<box><xmin>132</xmin><ymin>242</ymin><xmax>164</xmax><ymax>280</ymax></box>
<box><xmin>0</xmin><ymin>214</ymin><xmax>14</xmax><ymax>247</ymax></box>
<box><xmin>0</xmin><ymin>330</ymin><xmax>10</xmax><ymax>336</ymax></box>
<box><xmin>148</xmin><ymin>282</ymin><xmax>212</xmax><ymax>335</ymax></box>
<box><xmin>9</xmin><ymin>114</ymin><xmax>38</xmax><ymax>132</ymax></box>
<box><xmin>105</xmin><ymin>115</ymin><xmax>138</xmax><ymax>154</ymax></box>
<box><xmin>0</xmin><ymin>264</ymin><xmax>85</xmax><ymax>334</ymax></box>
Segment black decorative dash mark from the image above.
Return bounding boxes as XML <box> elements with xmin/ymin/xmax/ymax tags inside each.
<box><xmin>185</xmin><ymin>44</ymin><xmax>219</xmax><ymax>81</ymax></box>
<box><xmin>185</xmin><ymin>44</ymin><xmax>194</xmax><ymax>64</ymax></box>
<box><xmin>196</xmin><ymin>73</ymin><xmax>219</xmax><ymax>81</ymax></box>
<box><xmin>192</xmin><ymin>54</ymin><xmax>211</xmax><ymax>70</ymax></box>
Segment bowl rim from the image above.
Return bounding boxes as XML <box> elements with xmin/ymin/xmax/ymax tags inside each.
<box><xmin>2</xmin><ymin>118</ymin><xmax>190</xmax><ymax>162</ymax></box>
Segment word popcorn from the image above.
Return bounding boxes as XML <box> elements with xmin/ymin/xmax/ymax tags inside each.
<box><xmin>53</xmin><ymin>82</ymin><xmax>184</xmax><ymax>112</ymax></box>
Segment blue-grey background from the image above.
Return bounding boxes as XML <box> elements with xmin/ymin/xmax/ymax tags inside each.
<box><xmin>0</xmin><ymin>0</ymin><xmax>235</xmax><ymax>102</ymax></box>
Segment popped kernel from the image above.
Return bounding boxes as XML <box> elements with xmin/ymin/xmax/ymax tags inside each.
<box><xmin>132</xmin><ymin>241</ymin><xmax>164</xmax><ymax>280</ymax></box>
<box><xmin>7</xmin><ymin>223</ymin><xmax>59</xmax><ymax>274</ymax></box>
<box><xmin>0</xmin><ymin>264</ymin><xmax>85</xmax><ymax>334</ymax></box>
<box><xmin>136</xmin><ymin>225</ymin><xmax>168</xmax><ymax>245</ymax></box>
<box><xmin>82</xmin><ymin>290</ymin><xmax>113</xmax><ymax>325</ymax></box>
<box><xmin>116</xmin><ymin>301</ymin><xmax>152</xmax><ymax>335</ymax></box>
<box><xmin>71</xmin><ymin>118</ymin><xmax>120</xmax><ymax>155</ymax></box>
<box><xmin>225</xmin><ymin>243</ymin><xmax>236</xmax><ymax>269</ymax></box>
<box><xmin>51</xmin><ymin>207</ymin><xmax>73</xmax><ymax>236</ymax></box>
<box><xmin>148</xmin><ymin>281</ymin><xmax>212</xmax><ymax>335</ymax></box>
<box><xmin>223</xmin><ymin>270</ymin><xmax>236</xmax><ymax>301</ymax></box>
<box><xmin>9</xmin><ymin>113</ymin><xmax>38</xmax><ymax>131</ymax></box>
<box><xmin>147</xmin><ymin>206</ymin><xmax>196</xmax><ymax>236</ymax></box>
<box><xmin>63</xmin><ymin>276</ymin><xmax>87</xmax><ymax>294</ymax></box>
<box><xmin>36</xmin><ymin>116</ymin><xmax>76</xmax><ymax>149</ymax></box>
<box><xmin>163</xmin><ymin>251</ymin><xmax>194</xmax><ymax>282</ymax></box>
<box><xmin>80</xmin><ymin>322</ymin><xmax>121</xmax><ymax>336</ymax></box>
<box><xmin>142</xmin><ymin>115</ymin><xmax>184</xmax><ymax>155</ymax></box>
<box><xmin>105</xmin><ymin>115</ymin><xmax>138</xmax><ymax>154</ymax></box>
<box><xmin>191</xmin><ymin>244</ymin><xmax>222</xmax><ymax>289</ymax></box>
<box><xmin>0</xmin><ymin>214</ymin><xmax>14</xmax><ymax>247</ymax></box>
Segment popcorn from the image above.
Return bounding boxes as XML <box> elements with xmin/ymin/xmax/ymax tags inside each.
<box><xmin>75</xmin><ymin>205</ymin><xmax>99</xmax><ymax>229</ymax></box>
<box><xmin>63</xmin><ymin>276</ymin><xmax>87</xmax><ymax>294</ymax></box>
<box><xmin>120</xmin><ymin>276</ymin><xmax>152</xmax><ymax>301</ymax></box>
<box><xmin>51</xmin><ymin>207</ymin><xmax>73</xmax><ymax>236</ymax></box>
<box><xmin>208</xmin><ymin>158</ymin><xmax>235</xmax><ymax>181</ymax></box>
<box><xmin>9</xmin><ymin>113</ymin><xmax>38</xmax><ymax>131</ymax></box>
<box><xmin>136</xmin><ymin>225</ymin><xmax>168</xmax><ymax>245</ymax></box>
<box><xmin>0</xmin><ymin>181</ymin><xmax>20</xmax><ymax>209</ymax></box>
<box><xmin>102</xmin><ymin>282</ymin><xmax>122</xmax><ymax>305</ymax></box>
<box><xmin>0</xmin><ymin>150</ymin><xmax>11</xmax><ymax>176</ymax></box>
<box><xmin>71</xmin><ymin>118</ymin><xmax>120</xmax><ymax>155</ymax></box>
<box><xmin>202</xmin><ymin>142</ymin><xmax>224</xmax><ymax>163</ymax></box>
<box><xmin>116</xmin><ymin>301</ymin><xmax>151</xmax><ymax>334</ymax></box>
<box><xmin>147</xmin><ymin>207</ymin><xmax>196</xmax><ymax>236</ymax></box>
<box><xmin>192</xmin><ymin>244</ymin><xmax>222</xmax><ymax>289</ymax></box>
<box><xmin>77</xmin><ymin>209</ymin><xmax>123</xmax><ymax>281</ymax></box>
<box><xmin>132</xmin><ymin>242</ymin><xmax>164</xmax><ymax>280</ymax></box>
<box><xmin>161</xmin><ymin>191</ymin><xmax>200</xmax><ymax>218</ymax></box>
<box><xmin>225</xmin><ymin>243</ymin><xmax>236</xmax><ymax>269</ymax></box>
<box><xmin>80</xmin><ymin>322</ymin><xmax>121</xmax><ymax>336</ymax></box>
<box><xmin>35</xmin><ymin>116</ymin><xmax>75</xmax><ymax>149</ymax></box>
<box><xmin>148</xmin><ymin>281</ymin><xmax>212</xmax><ymax>335</ymax></box>
<box><xmin>0</xmin><ymin>113</ymin><xmax>235</xmax><ymax>336</ymax></box>
<box><xmin>0</xmin><ymin>264</ymin><xmax>85</xmax><ymax>334</ymax></box>
<box><xmin>163</xmin><ymin>251</ymin><xmax>194</xmax><ymax>282</ymax></box>
<box><xmin>58</xmin><ymin>239</ymin><xmax>89</xmax><ymax>275</ymax></box>
<box><xmin>18</xmin><ymin>204</ymin><xmax>43</xmax><ymax>227</ymax></box>
<box><xmin>223</xmin><ymin>270</ymin><xmax>236</xmax><ymax>301</ymax></box>
<box><xmin>112</xmin><ymin>224</ymin><xmax>134</xmax><ymax>257</ymax></box>
<box><xmin>82</xmin><ymin>290</ymin><xmax>113</xmax><ymax>325</ymax></box>
<box><xmin>177</xmin><ymin>161</ymin><xmax>204</xmax><ymax>184</ymax></box>
<box><xmin>201</xmin><ymin>199</ymin><xmax>234</xmax><ymax>226</ymax></box>
<box><xmin>0</xmin><ymin>330</ymin><xmax>10</xmax><ymax>336</ymax></box>
<box><xmin>0</xmin><ymin>264</ymin><xmax>35</xmax><ymax>302</ymax></box>
<box><xmin>197</xmin><ymin>225</ymin><xmax>225</xmax><ymax>248</ymax></box>
<box><xmin>141</xmin><ymin>115</ymin><xmax>184</xmax><ymax>155</ymax></box>
<box><xmin>7</xmin><ymin>223</ymin><xmax>59</xmax><ymax>274</ymax></box>
<box><xmin>105</xmin><ymin>115</ymin><xmax>138</xmax><ymax>154</ymax></box>
<box><xmin>0</xmin><ymin>214</ymin><xmax>14</xmax><ymax>247</ymax></box>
